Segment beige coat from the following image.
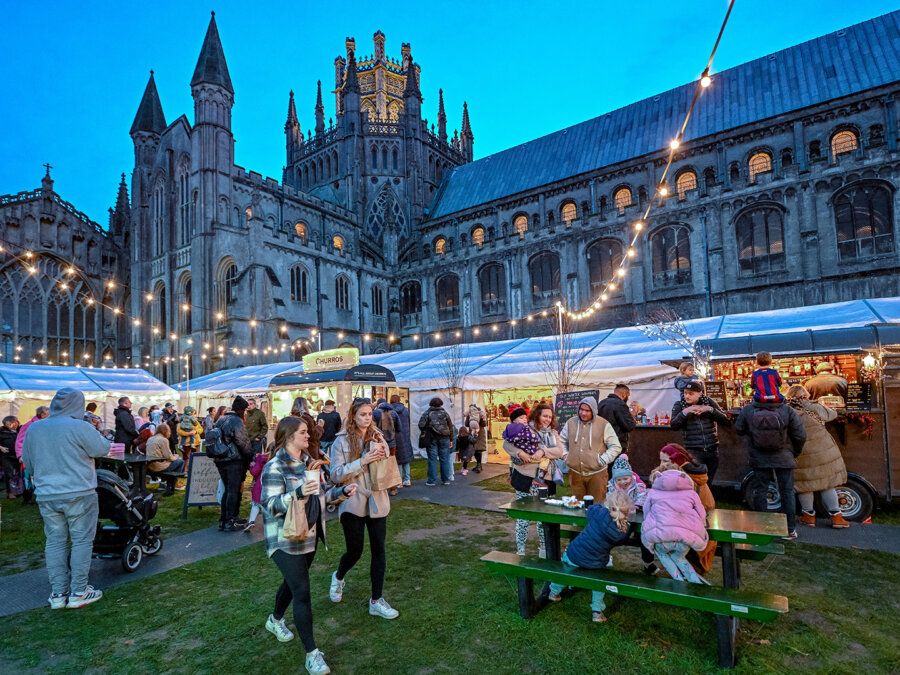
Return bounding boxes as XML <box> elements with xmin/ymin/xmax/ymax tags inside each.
<box><xmin>146</xmin><ymin>434</ymin><xmax>177</xmax><ymax>472</ymax></box>
<box><xmin>791</xmin><ymin>401</ymin><xmax>847</xmax><ymax>494</ymax></box>
<box><xmin>329</xmin><ymin>431</ymin><xmax>391</xmax><ymax>519</ymax></box>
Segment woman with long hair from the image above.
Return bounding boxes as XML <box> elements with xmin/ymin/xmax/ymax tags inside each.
<box><xmin>328</xmin><ymin>399</ymin><xmax>399</xmax><ymax>619</ymax></box>
<box><xmin>291</xmin><ymin>397</ymin><xmax>322</xmax><ymax>460</ymax></box>
<box><xmin>212</xmin><ymin>405</ymin><xmax>227</xmax><ymax>422</ymax></box>
<box><xmin>261</xmin><ymin>415</ymin><xmax>356</xmax><ymax>675</ymax></box>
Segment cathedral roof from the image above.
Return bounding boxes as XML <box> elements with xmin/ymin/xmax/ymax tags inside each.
<box><xmin>430</xmin><ymin>10</ymin><xmax>900</xmax><ymax>219</ymax></box>
<box><xmin>191</xmin><ymin>13</ymin><xmax>234</xmax><ymax>95</ymax></box>
<box><xmin>130</xmin><ymin>71</ymin><xmax>167</xmax><ymax>135</ymax></box>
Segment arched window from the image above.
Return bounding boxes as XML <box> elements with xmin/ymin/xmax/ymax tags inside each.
<box><xmin>392</xmin><ymin>148</ymin><xmax>399</xmax><ymax>172</ymax></box>
<box><xmin>703</xmin><ymin>167</ymin><xmax>717</xmax><ymax>189</ymax></box>
<box><xmin>748</xmin><ymin>152</ymin><xmax>772</xmax><ymax>182</ymax></box>
<box><xmin>333</xmin><ymin>235</ymin><xmax>344</xmax><ymax>254</ymax></box>
<box><xmin>471</xmin><ymin>225</ymin><xmax>485</xmax><ymax>247</ymax></box>
<box><xmin>325</xmin><ymin>154</ymin><xmax>331</xmax><ymax>178</ymax></box>
<box><xmin>676</xmin><ymin>170</ymin><xmax>697</xmax><ymax>200</ymax></box>
<box><xmin>371</xmin><ymin>284</ymin><xmax>384</xmax><ymax>316</ymax></box>
<box><xmin>834</xmin><ymin>182</ymin><xmax>894</xmax><ymax>260</ymax></box>
<box><xmin>560</xmin><ymin>201</ymin><xmax>577</xmax><ymax>225</ymax></box>
<box><xmin>290</xmin><ymin>265</ymin><xmax>309</xmax><ymax>303</ymax></box>
<box><xmin>295</xmin><ymin>222</ymin><xmax>307</xmax><ymax>241</ymax></box>
<box><xmin>154</xmin><ymin>282</ymin><xmax>167</xmax><ymax>336</ymax></box>
<box><xmin>152</xmin><ymin>184</ymin><xmax>165</xmax><ymax>256</ymax></box>
<box><xmin>382</xmin><ymin>147</ymin><xmax>388</xmax><ymax>171</ymax></box>
<box><xmin>587</xmin><ymin>239</ymin><xmax>624</xmax><ymax>292</ymax></box>
<box><xmin>809</xmin><ymin>140</ymin><xmax>822</xmax><ymax>162</ymax></box>
<box><xmin>335</xmin><ymin>275</ymin><xmax>351</xmax><ymax>311</ymax></box>
<box><xmin>613</xmin><ymin>187</ymin><xmax>632</xmax><ymax>213</ymax></box>
<box><xmin>436</xmin><ymin>274</ymin><xmax>460</xmax><ymax>321</ymax></box>
<box><xmin>292</xmin><ymin>340</ymin><xmax>311</xmax><ymax>361</ymax></box>
<box><xmin>735</xmin><ymin>207</ymin><xmax>785</xmax><ymax>275</ymax></box>
<box><xmin>831</xmin><ymin>130</ymin><xmax>859</xmax><ymax>157</ymax></box>
<box><xmin>651</xmin><ymin>225</ymin><xmax>692</xmax><ymax>287</ymax></box>
<box><xmin>179</xmin><ymin>276</ymin><xmax>192</xmax><ymax>334</ymax></box>
<box><xmin>332</xmin><ymin>151</ymin><xmax>339</xmax><ymax>176</ymax></box>
<box><xmin>178</xmin><ymin>167</ymin><xmax>190</xmax><ymax>244</ymax></box>
<box><xmin>400</xmin><ymin>281</ymin><xmax>421</xmax><ymax>327</ymax></box>
<box><xmin>478</xmin><ymin>263</ymin><xmax>506</xmax><ymax>316</ymax></box>
<box><xmin>371</xmin><ymin>145</ymin><xmax>378</xmax><ymax>170</ymax></box>
<box><xmin>434</xmin><ymin>236</ymin><xmax>447</xmax><ymax>255</ymax></box>
<box><xmin>780</xmin><ymin>148</ymin><xmax>793</xmax><ymax>169</ymax></box>
<box><xmin>513</xmin><ymin>214</ymin><xmax>528</xmax><ymax>236</ymax></box>
<box><xmin>529</xmin><ymin>252</ymin><xmax>561</xmax><ymax>305</ymax></box>
<box><xmin>729</xmin><ymin>162</ymin><xmax>741</xmax><ymax>183</ymax></box>
<box><xmin>217</xmin><ymin>260</ymin><xmax>238</xmax><ymax>310</ymax></box>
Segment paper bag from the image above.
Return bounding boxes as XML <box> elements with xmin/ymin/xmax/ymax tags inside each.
<box><xmin>282</xmin><ymin>496</ymin><xmax>314</xmax><ymax>541</ymax></box>
<box><xmin>369</xmin><ymin>455</ymin><xmax>402</xmax><ymax>491</ymax></box>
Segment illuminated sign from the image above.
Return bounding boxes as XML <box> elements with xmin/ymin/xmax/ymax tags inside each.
<box><xmin>302</xmin><ymin>347</ymin><xmax>360</xmax><ymax>373</ymax></box>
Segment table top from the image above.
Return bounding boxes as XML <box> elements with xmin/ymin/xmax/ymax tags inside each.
<box><xmin>98</xmin><ymin>453</ymin><xmax>152</xmax><ymax>464</ymax></box>
<box><xmin>502</xmin><ymin>497</ymin><xmax>788</xmax><ymax>545</ymax></box>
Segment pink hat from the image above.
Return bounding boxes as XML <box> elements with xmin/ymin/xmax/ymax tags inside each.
<box><xmin>659</xmin><ymin>443</ymin><xmax>691</xmax><ymax>467</ymax></box>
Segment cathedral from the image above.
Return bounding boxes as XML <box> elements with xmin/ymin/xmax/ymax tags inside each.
<box><xmin>1</xmin><ymin>10</ymin><xmax>899</xmax><ymax>381</ymax></box>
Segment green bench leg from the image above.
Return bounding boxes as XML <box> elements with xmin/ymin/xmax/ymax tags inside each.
<box><xmin>716</xmin><ymin>615</ymin><xmax>738</xmax><ymax>668</ymax></box>
<box><xmin>517</xmin><ymin>577</ymin><xmax>535</xmax><ymax>619</ymax></box>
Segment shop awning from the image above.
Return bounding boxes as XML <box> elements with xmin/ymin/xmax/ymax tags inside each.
<box><xmin>0</xmin><ymin>363</ymin><xmax>176</xmax><ymax>397</ymax></box>
<box><xmin>269</xmin><ymin>364</ymin><xmax>396</xmax><ymax>387</ymax></box>
<box><xmin>697</xmin><ymin>324</ymin><xmax>900</xmax><ymax>360</ymax></box>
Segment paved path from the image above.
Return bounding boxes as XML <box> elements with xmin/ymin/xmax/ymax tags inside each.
<box><xmin>2</xmin><ymin>462</ymin><xmax>898</xmax><ymax>617</ymax></box>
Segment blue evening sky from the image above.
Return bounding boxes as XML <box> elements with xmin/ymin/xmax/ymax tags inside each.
<box><xmin>0</xmin><ymin>0</ymin><xmax>894</xmax><ymax>224</ymax></box>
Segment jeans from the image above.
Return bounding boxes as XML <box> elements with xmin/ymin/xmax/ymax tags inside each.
<box><xmin>654</xmin><ymin>542</ymin><xmax>706</xmax><ymax>584</ymax></box>
<box><xmin>798</xmin><ymin>488</ymin><xmax>841</xmax><ymax>515</ymax></box>
<box><xmin>251</xmin><ymin>438</ymin><xmax>264</xmax><ymax>455</ymax></box>
<box><xmin>38</xmin><ymin>493</ymin><xmax>99</xmax><ymax>595</ymax></box>
<box><xmin>272</xmin><ymin>549</ymin><xmax>317</xmax><ymax>652</ymax></box>
<box><xmin>751</xmin><ymin>467</ymin><xmax>797</xmax><ymax>531</ymax></box>
<box><xmin>337</xmin><ymin>513</ymin><xmax>387</xmax><ymax>600</ymax></box>
<box><xmin>216</xmin><ymin>460</ymin><xmax>244</xmax><ymax>524</ymax></box>
<box><xmin>549</xmin><ymin>552</ymin><xmax>607</xmax><ymax>612</ymax></box>
<box><xmin>687</xmin><ymin>447</ymin><xmax>719</xmax><ymax>481</ymax></box>
<box><xmin>427</xmin><ymin>437</ymin><xmax>452</xmax><ymax>483</ymax></box>
<box><xmin>399</xmin><ymin>462</ymin><xmax>411</xmax><ymax>483</ymax></box>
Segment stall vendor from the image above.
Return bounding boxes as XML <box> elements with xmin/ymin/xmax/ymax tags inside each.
<box><xmin>803</xmin><ymin>362</ymin><xmax>849</xmax><ymax>401</ymax></box>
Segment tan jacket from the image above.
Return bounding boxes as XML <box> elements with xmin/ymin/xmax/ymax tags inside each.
<box><xmin>146</xmin><ymin>435</ymin><xmax>177</xmax><ymax>472</ymax></box>
<box><xmin>329</xmin><ymin>431</ymin><xmax>391</xmax><ymax>519</ymax></box>
<box><xmin>560</xmin><ymin>397</ymin><xmax>621</xmax><ymax>476</ymax></box>
<box><xmin>791</xmin><ymin>401</ymin><xmax>847</xmax><ymax>494</ymax></box>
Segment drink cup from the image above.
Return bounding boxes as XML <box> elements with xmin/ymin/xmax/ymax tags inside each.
<box><xmin>537</xmin><ymin>486</ymin><xmax>549</xmax><ymax>500</ymax></box>
<box><xmin>583</xmin><ymin>495</ymin><xmax>595</xmax><ymax>509</ymax></box>
<box><xmin>305</xmin><ymin>468</ymin><xmax>321</xmax><ymax>494</ymax></box>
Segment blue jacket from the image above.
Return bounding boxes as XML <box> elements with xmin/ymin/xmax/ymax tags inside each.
<box><xmin>565</xmin><ymin>505</ymin><xmax>629</xmax><ymax>569</ymax></box>
<box><xmin>391</xmin><ymin>402</ymin><xmax>415</xmax><ymax>464</ymax></box>
<box><xmin>372</xmin><ymin>402</ymin><xmax>401</xmax><ymax>451</ymax></box>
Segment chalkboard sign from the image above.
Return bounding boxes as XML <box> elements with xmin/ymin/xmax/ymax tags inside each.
<box><xmin>555</xmin><ymin>390</ymin><xmax>600</xmax><ymax>428</ymax></box>
<box><xmin>704</xmin><ymin>381</ymin><xmax>729</xmax><ymax>410</ymax></box>
<box><xmin>181</xmin><ymin>452</ymin><xmax>221</xmax><ymax>520</ymax></box>
<box><xmin>845</xmin><ymin>382</ymin><xmax>872</xmax><ymax>411</ymax></box>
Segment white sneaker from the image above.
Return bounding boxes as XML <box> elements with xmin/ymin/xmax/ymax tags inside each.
<box><xmin>606</xmin><ymin>555</ymin><xmax>614</xmax><ymax>568</ymax></box>
<box><xmin>67</xmin><ymin>586</ymin><xmax>102</xmax><ymax>608</ymax></box>
<box><xmin>538</xmin><ymin>547</ymin><xmax>546</xmax><ymax>559</ymax></box>
<box><xmin>402</xmin><ymin>480</ymin><xmax>411</xmax><ymax>487</ymax></box>
<box><xmin>305</xmin><ymin>649</ymin><xmax>331</xmax><ymax>674</ymax></box>
<box><xmin>369</xmin><ymin>597</ymin><xmax>399</xmax><ymax>619</ymax></box>
<box><xmin>265</xmin><ymin>613</ymin><xmax>294</xmax><ymax>642</ymax></box>
<box><xmin>329</xmin><ymin>571</ymin><xmax>345</xmax><ymax>603</ymax></box>
<box><xmin>48</xmin><ymin>593</ymin><xmax>68</xmax><ymax>610</ymax></box>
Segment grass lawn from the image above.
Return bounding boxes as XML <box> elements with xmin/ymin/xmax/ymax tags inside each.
<box><xmin>1</xmin><ymin>501</ymin><xmax>897</xmax><ymax>674</ymax></box>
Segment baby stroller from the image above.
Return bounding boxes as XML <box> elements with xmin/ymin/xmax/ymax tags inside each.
<box><xmin>93</xmin><ymin>469</ymin><xmax>162</xmax><ymax>572</ymax></box>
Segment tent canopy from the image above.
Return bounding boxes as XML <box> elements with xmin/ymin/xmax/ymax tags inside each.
<box><xmin>270</xmin><ymin>364</ymin><xmax>396</xmax><ymax>387</ymax></box>
<box><xmin>173</xmin><ymin>361</ymin><xmax>304</xmax><ymax>397</ymax></box>
<box><xmin>0</xmin><ymin>363</ymin><xmax>175</xmax><ymax>397</ymax></box>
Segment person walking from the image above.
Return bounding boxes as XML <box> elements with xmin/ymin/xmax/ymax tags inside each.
<box><xmin>560</xmin><ymin>396</ymin><xmax>622</xmax><ymax>502</ymax></box>
<box><xmin>113</xmin><ymin>397</ymin><xmax>138</xmax><ymax>453</ymax></box>
<box><xmin>22</xmin><ymin>388</ymin><xmax>111</xmax><ymax>609</ymax></box>
<box><xmin>596</xmin><ymin>384</ymin><xmax>636</xmax><ymax>452</ymax></box>
<box><xmin>328</xmin><ymin>399</ymin><xmax>399</xmax><ymax>620</ymax></box>
<box><xmin>316</xmin><ymin>400</ymin><xmax>342</xmax><ymax>456</ymax></box>
<box><xmin>418</xmin><ymin>398</ymin><xmax>454</xmax><ymax>486</ymax></box>
<box><xmin>735</xmin><ymin>393</ymin><xmax>806</xmax><ymax>538</ymax></box>
<box><xmin>372</xmin><ymin>398</ymin><xmax>401</xmax><ymax>495</ymax></box>
<box><xmin>669</xmin><ymin>380</ymin><xmax>730</xmax><ymax>481</ymax></box>
<box><xmin>786</xmin><ymin>385</ymin><xmax>851</xmax><ymax>528</ymax></box>
<box><xmin>390</xmin><ymin>395</ymin><xmax>414</xmax><ymax>487</ymax></box>
<box><xmin>261</xmin><ymin>416</ymin><xmax>356</xmax><ymax>675</ymax></box>
<box><xmin>213</xmin><ymin>396</ymin><xmax>252</xmax><ymax>531</ymax></box>
<box><xmin>464</xmin><ymin>403</ymin><xmax>488</xmax><ymax>473</ymax></box>
<box><xmin>245</xmin><ymin>398</ymin><xmax>269</xmax><ymax>456</ymax></box>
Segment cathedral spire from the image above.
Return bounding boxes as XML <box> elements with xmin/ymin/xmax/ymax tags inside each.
<box><xmin>343</xmin><ymin>50</ymin><xmax>360</xmax><ymax>94</ymax></box>
<box><xmin>403</xmin><ymin>55</ymin><xmax>421</xmax><ymax>101</ymax></box>
<box><xmin>130</xmin><ymin>70</ymin><xmax>167</xmax><ymax>136</ymax></box>
<box><xmin>110</xmin><ymin>172</ymin><xmax>130</xmax><ymax>236</ymax></box>
<box><xmin>460</xmin><ymin>101</ymin><xmax>474</xmax><ymax>162</ymax></box>
<box><xmin>437</xmin><ymin>88</ymin><xmax>447</xmax><ymax>142</ymax></box>
<box><xmin>315</xmin><ymin>80</ymin><xmax>326</xmax><ymax>135</ymax></box>
<box><xmin>115</xmin><ymin>172</ymin><xmax>129</xmax><ymax>212</ymax></box>
<box><xmin>285</xmin><ymin>90</ymin><xmax>301</xmax><ymax>134</ymax></box>
<box><xmin>191</xmin><ymin>12</ymin><xmax>234</xmax><ymax>95</ymax></box>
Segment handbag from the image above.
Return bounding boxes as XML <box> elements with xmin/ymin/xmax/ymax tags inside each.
<box><xmin>369</xmin><ymin>455</ymin><xmax>402</xmax><ymax>491</ymax></box>
<box><xmin>282</xmin><ymin>495</ymin><xmax>315</xmax><ymax>541</ymax></box>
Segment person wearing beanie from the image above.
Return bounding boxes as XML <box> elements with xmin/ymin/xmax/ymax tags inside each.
<box><xmin>681</xmin><ymin>460</ymin><xmax>718</xmax><ymax>576</ymax></box>
<box><xmin>502</xmin><ymin>410</ymin><xmax>548</xmax><ymax>479</ymax></box>
<box><xmin>670</xmin><ymin>380</ymin><xmax>730</xmax><ymax>481</ymax></box>
<box><xmin>212</xmin><ymin>396</ymin><xmax>253</xmax><ymax>531</ymax></box>
<box><xmin>607</xmin><ymin>454</ymin><xmax>647</xmax><ymax>507</ymax></box>
<box><xmin>659</xmin><ymin>443</ymin><xmax>691</xmax><ymax>467</ymax></box>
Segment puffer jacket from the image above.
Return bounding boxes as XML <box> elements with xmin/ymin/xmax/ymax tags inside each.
<box><xmin>596</xmin><ymin>394</ymin><xmax>636</xmax><ymax>449</ymax></box>
<box><xmin>735</xmin><ymin>402</ymin><xmax>806</xmax><ymax>469</ymax></box>
<box><xmin>790</xmin><ymin>400</ymin><xmax>847</xmax><ymax>494</ymax></box>
<box><xmin>391</xmin><ymin>403</ymin><xmax>415</xmax><ymax>464</ymax></box>
<box><xmin>373</xmin><ymin>402</ymin><xmax>401</xmax><ymax>450</ymax></box>
<box><xmin>641</xmin><ymin>470</ymin><xmax>709</xmax><ymax>552</ymax></box>
<box><xmin>669</xmin><ymin>395</ymin><xmax>729</xmax><ymax>451</ymax></box>
<box><xmin>565</xmin><ymin>505</ymin><xmax>630</xmax><ymax>569</ymax></box>
<box><xmin>214</xmin><ymin>411</ymin><xmax>252</xmax><ymax>465</ymax></box>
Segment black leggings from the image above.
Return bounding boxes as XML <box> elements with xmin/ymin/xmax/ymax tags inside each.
<box><xmin>272</xmin><ymin>549</ymin><xmax>317</xmax><ymax>652</ymax></box>
<box><xmin>336</xmin><ymin>513</ymin><xmax>387</xmax><ymax>600</ymax></box>
<box><xmin>462</xmin><ymin>451</ymin><xmax>484</xmax><ymax>470</ymax></box>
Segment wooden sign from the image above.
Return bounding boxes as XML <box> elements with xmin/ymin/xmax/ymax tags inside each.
<box><xmin>555</xmin><ymin>389</ymin><xmax>600</xmax><ymax>428</ymax></box>
<box><xmin>703</xmin><ymin>381</ymin><xmax>729</xmax><ymax>410</ymax></box>
<box><xmin>845</xmin><ymin>382</ymin><xmax>872</xmax><ymax>411</ymax></box>
<box><xmin>181</xmin><ymin>451</ymin><xmax>221</xmax><ymax>519</ymax></box>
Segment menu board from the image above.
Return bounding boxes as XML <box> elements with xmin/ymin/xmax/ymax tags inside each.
<box><xmin>555</xmin><ymin>390</ymin><xmax>599</xmax><ymax>428</ymax></box>
<box><xmin>703</xmin><ymin>381</ymin><xmax>728</xmax><ymax>410</ymax></box>
<box><xmin>845</xmin><ymin>382</ymin><xmax>872</xmax><ymax>411</ymax></box>
<box><xmin>181</xmin><ymin>452</ymin><xmax>221</xmax><ymax>519</ymax></box>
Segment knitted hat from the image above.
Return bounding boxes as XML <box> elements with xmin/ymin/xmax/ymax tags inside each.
<box><xmin>232</xmin><ymin>396</ymin><xmax>249</xmax><ymax>414</ymax></box>
<box><xmin>660</xmin><ymin>443</ymin><xmax>691</xmax><ymax>467</ymax></box>
<box><xmin>611</xmin><ymin>454</ymin><xmax>633</xmax><ymax>480</ymax></box>
<box><xmin>509</xmin><ymin>407</ymin><xmax>527</xmax><ymax>422</ymax></box>
<box><xmin>184</xmin><ymin>406</ymin><xmax>195</xmax><ymax>415</ymax></box>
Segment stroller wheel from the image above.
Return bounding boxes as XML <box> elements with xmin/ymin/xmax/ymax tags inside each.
<box><xmin>122</xmin><ymin>542</ymin><xmax>143</xmax><ymax>573</ymax></box>
<box><xmin>142</xmin><ymin>537</ymin><xmax>163</xmax><ymax>556</ymax></box>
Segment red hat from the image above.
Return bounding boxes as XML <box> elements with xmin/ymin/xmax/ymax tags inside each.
<box><xmin>659</xmin><ymin>443</ymin><xmax>691</xmax><ymax>467</ymax></box>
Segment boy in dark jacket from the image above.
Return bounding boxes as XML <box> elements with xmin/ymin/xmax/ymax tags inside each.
<box><xmin>596</xmin><ymin>385</ymin><xmax>636</xmax><ymax>452</ymax></box>
<box><xmin>669</xmin><ymin>381</ymin><xmax>730</xmax><ymax>480</ymax></box>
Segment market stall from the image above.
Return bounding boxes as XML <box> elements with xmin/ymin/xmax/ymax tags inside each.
<box><xmin>269</xmin><ymin>363</ymin><xmax>400</xmax><ymax>419</ymax></box>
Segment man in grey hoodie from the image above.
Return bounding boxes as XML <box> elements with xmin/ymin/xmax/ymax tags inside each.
<box><xmin>22</xmin><ymin>388</ymin><xmax>111</xmax><ymax>609</ymax></box>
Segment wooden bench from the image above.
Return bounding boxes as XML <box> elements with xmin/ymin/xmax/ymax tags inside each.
<box><xmin>482</xmin><ymin>550</ymin><xmax>788</xmax><ymax>667</ymax></box>
<box><xmin>147</xmin><ymin>469</ymin><xmax>186</xmax><ymax>496</ymax></box>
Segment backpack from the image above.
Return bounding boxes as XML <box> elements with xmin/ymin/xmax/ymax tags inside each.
<box><xmin>378</xmin><ymin>408</ymin><xmax>396</xmax><ymax>447</ymax></box>
<box><xmin>204</xmin><ymin>425</ymin><xmax>238</xmax><ymax>461</ymax></box>
<box><xmin>179</xmin><ymin>416</ymin><xmax>195</xmax><ymax>432</ymax></box>
<box><xmin>750</xmin><ymin>407</ymin><xmax>786</xmax><ymax>451</ymax></box>
<box><xmin>428</xmin><ymin>409</ymin><xmax>451</xmax><ymax>437</ymax></box>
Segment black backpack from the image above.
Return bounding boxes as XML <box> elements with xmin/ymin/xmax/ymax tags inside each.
<box><xmin>750</xmin><ymin>407</ymin><xmax>786</xmax><ymax>451</ymax></box>
<box><xmin>204</xmin><ymin>426</ymin><xmax>238</xmax><ymax>461</ymax></box>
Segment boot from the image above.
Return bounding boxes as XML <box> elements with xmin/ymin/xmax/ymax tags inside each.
<box><xmin>799</xmin><ymin>511</ymin><xmax>817</xmax><ymax>527</ymax></box>
<box><xmin>830</xmin><ymin>513</ymin><xmax>851</xmax><ymax>529</ymax></box>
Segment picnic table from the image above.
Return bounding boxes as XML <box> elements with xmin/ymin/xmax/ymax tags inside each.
<box><xmin>484</xmin><ymin>497</ymin><xmax>789</xmax><ymax>667</ymax></box>
<box><xmin>96</xmin><ymin>453</ymin><xmax>153</xmax><ymax>495</ymax></box>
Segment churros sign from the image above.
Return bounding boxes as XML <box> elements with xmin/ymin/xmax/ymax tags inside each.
<box><xmin>302</xmin><ymin>348</ymin><xmax>360</xmax><ymax>373</ymax></box>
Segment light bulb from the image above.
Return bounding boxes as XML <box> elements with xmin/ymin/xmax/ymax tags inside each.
<box><xmin>633</xmin><ymin>221</ymin><xmax>644</xmax><ymax>231</ymax></box>
<box><xmin>628</xmin><ymin>248</ymin><xmax>636</xmax><ymax>258</ymax></box>
<box><xmin>413</xmin><ymin>335</ymin><xmax>420</xmax><ymax>342</ymax></box>
<box><xmin>337</xmin><ymin>331</ymin><xmax>344</xmax><ymax>339</ymax></box>
<box><xmin>670</xmin><ymin>139</ymin><xmax>680</xmax><ymax>150</ymax></box>
<box><xmin>658</xmin><ymin>186</ymin><xmax>669</xmax><ymax>197</ymax></box>
<box><xmin>700</xmin><ymin>74</ymin><xmax>712</xmax><ymax>88</ymax></box>
<box><xmin>473</xmin><ymin>328</ymin><xmax>481</xmax><ymax>336</ymax></box>
<box><xmin>617</xmin><ymin>268</ymin><xmax>626</xmax><ymax>278</ymax></box>
<box><xmin>434</xmin><ymin>332</ymin><xmax>441</xmax><ymax>340</ymax></box>
<box><xmin>216</xmin><ymin>312</ymin><xmax>225</xmax><ymax>320</ymax></box>
<box><xmin>145</xmin><ymin>293</ymin><xmax>153</xmax><ymax>301</ymax></box>
<box><xmin>249</xmin><ymin>319</ymin><xmax>258</xmax><ymax>328</ymax></box>
<box><xmin>132</xmin><ymin>318</ymin><xmax>141</xmax><ymax>326</ymax></box>
<box><xmin>863</xmin><ymin>353</ymin><xmax>876</xmax><ymax>369</ymax></box>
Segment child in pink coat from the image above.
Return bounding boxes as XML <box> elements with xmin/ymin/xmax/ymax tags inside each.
<box><xmin>641</xmin><ymin>469</ymin><xmax>710</xmax><ymax>584</ymax></box>
<box><xmin>244</xmin><ymin>445</ymin><xmax>275</xmax><ymax>532</ymax></box>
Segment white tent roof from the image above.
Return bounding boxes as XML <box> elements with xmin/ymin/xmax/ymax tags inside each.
<box><xmin>173</xmin><ymin>361</ymin><xmax>305</xmax><ymax>397</ymax></box>
<box><xmin>0</xmin><ymin>363</ymin><xmax>176</xmax><ymax>396</ymax></box>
